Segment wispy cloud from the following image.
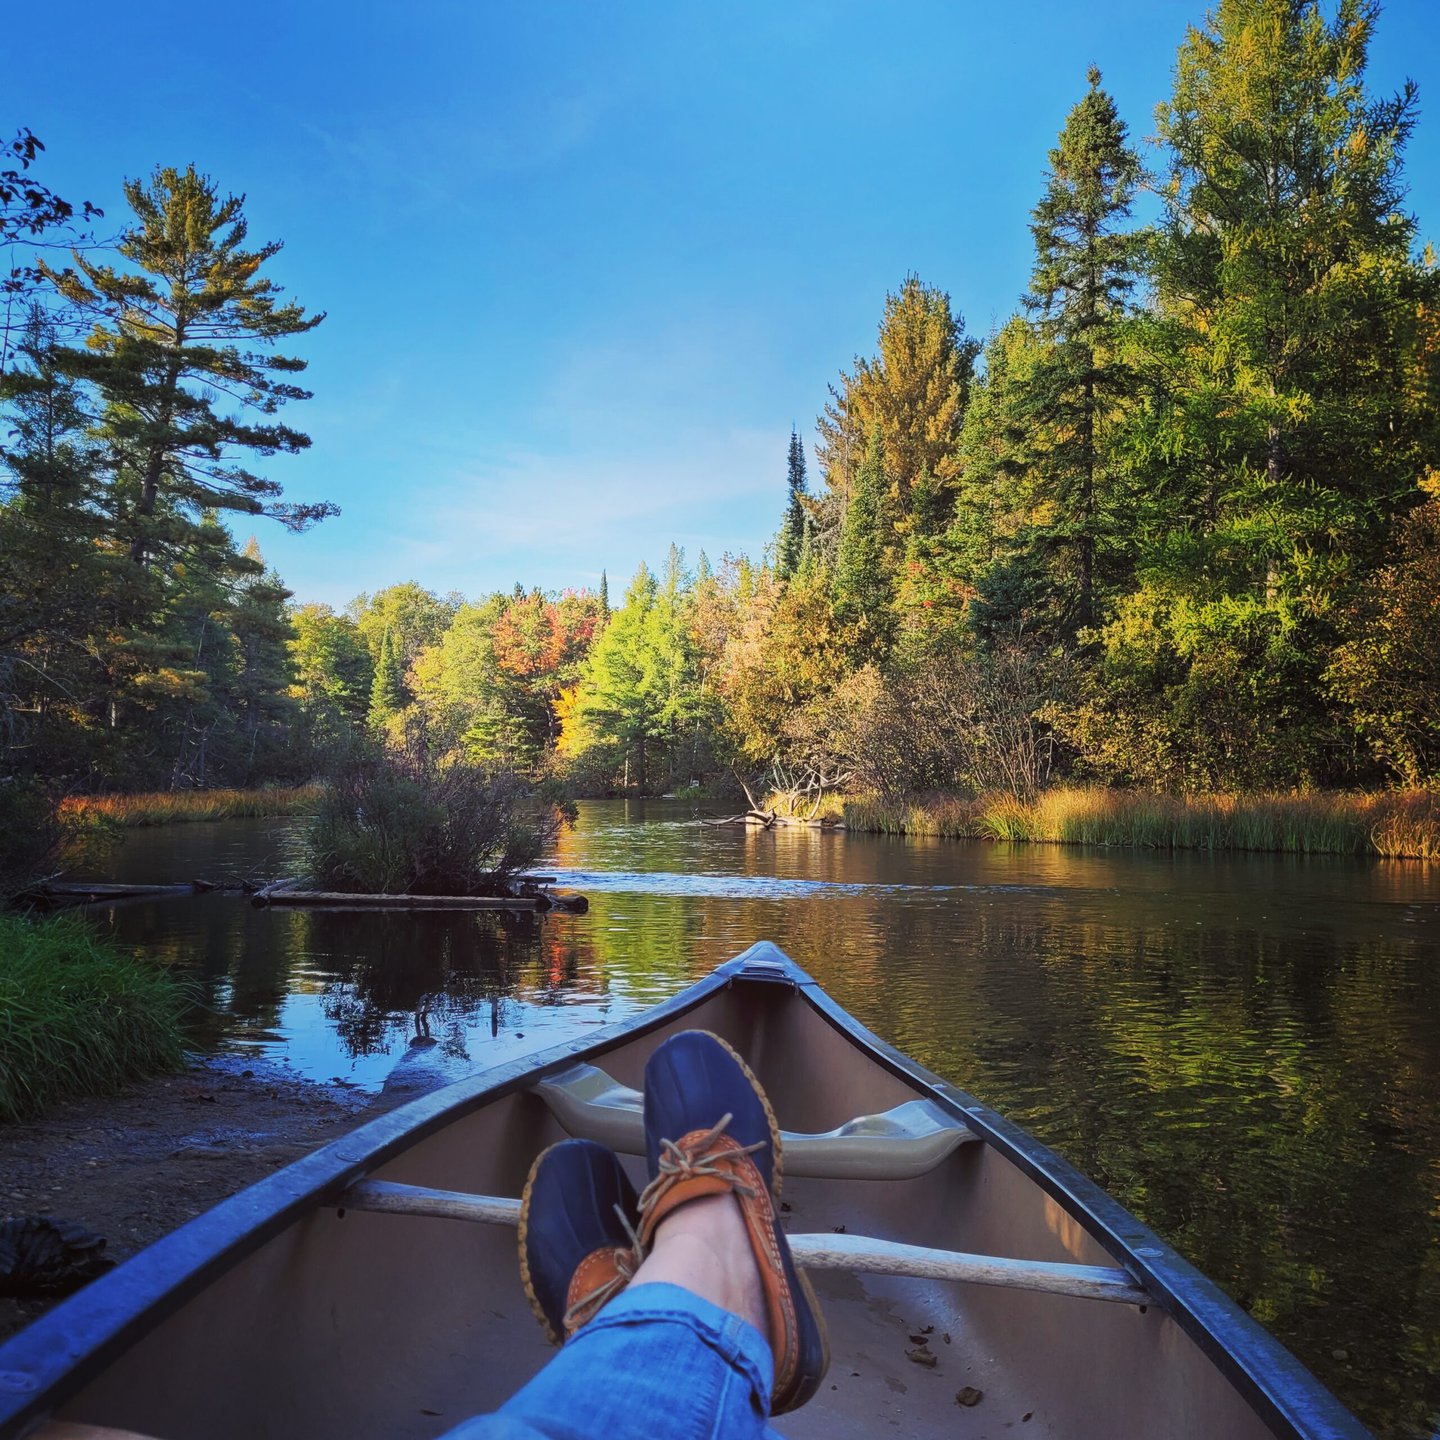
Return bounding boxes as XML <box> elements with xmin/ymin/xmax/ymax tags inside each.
<box><xmin>297</xmin><ymin>87</ymin><xmax>608</xmax><ymax>218</ymax></box>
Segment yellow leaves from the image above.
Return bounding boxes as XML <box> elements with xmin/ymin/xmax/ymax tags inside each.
<box><xmin>554</xmin><ymin>683</ymin><xmax>591</xmax><ymax>760</ymax></box>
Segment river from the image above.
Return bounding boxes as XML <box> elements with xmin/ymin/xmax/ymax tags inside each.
<box><xmin>74</xmin><ymin>799</ymin><xmax>1440</xmax><ymax>1439</ymax></box>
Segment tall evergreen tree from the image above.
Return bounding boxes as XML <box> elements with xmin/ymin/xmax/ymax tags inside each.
<box><xmin>776</xmin><ymin>428</ymin><xmax>811</xmax><ymax>580</ymax></box>
<box><xmin>44</xmin><ymin>164</ymin><xmax>333</xmax><ymax>568</ymax></box>
<box><xmin>1152</xmin><ymin>0</ymin><xmax>1428</xmax><ymax>555</ymax></box>
<box><xmin>568</xmin><ymin>564</ymin><xmax>658</xmax><ymax>789</ymax></box>
<box><xmin>369</xmin><ymin>628</ymin><xmax>406</xmax><ymax>729</ymax></box>
<box><xmin>833</xmin><ymin>432</ymin><xmax>894</xmax><ymax>660</ymax></box>
<box><xmin>598</xmin><ymin>569</ymin><xmax>610</xmax><ymax>620</ymax></box>
<box><xmin>1021</xmin><ymin>67</ymin><xmax>1143</xmax><ymax>633</ymax></box>
<box><xmin>818</xmin><ymin>275</ymin><xmax>979</xmax><ymax>548</ymax></box>
<box><xmin>229</xmin><ymin>539</ymin><xmax>297</xmax><ymax>778</ymax></box>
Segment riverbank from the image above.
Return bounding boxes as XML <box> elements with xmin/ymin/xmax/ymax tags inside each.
<box><xmin>842</xmin><ymin>786</ymin><xmax>1440</xmax><ymax>858</ymax></box>
<box><xmin>0</xmin><ymin>1056</ymin><xmax>372</xmax><ymax>1342</ymax></box>
<box><xmin>0</xmin><ymin>916</ymin><xmax>188</xmax><ymax>1124</ymax></box>
<box><xmin>60</xmin><ymin>785</ymin><xmax>324</xmax><ymax>828</ymax></box>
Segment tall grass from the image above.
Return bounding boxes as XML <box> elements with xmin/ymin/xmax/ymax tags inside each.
<box><xmin>0</xmin><ymin>915</ymin><xmax>188</xmax><ymax>1123</ymax></box>
<box><xmin>60</xmin><ymin>786</ymin><xmax>324</xmax><ymax>829</ymax></box>
<box><xmin>844</xmin><ymin>787</ymin><xmax>1440</xmax><ymax>858</ymax></box>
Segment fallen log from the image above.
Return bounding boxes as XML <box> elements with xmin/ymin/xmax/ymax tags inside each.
<box><xmin>38</xmin><ymin>881</ymin><xmax>196</xmax><ymax>904</ymax></box>
<box><xmin>537</xmin><ymin>891</ymin><xmax>589</xmax><ymax>914</ymax></box>
<box><xmin>250</xmin><ymin>876</ymin><xmax>303</xmax><ymax>906</ymax></box>
<box><xmin>264</xmin><ymin>890</ymin><xmax>541</xmax><ymax>911</ymax></box>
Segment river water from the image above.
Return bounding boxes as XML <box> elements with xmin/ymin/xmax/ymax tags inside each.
<box><xmin>75</xmin><ymin>799</ymin><xmax>1440</xmax><ymax>1438</ymax></box>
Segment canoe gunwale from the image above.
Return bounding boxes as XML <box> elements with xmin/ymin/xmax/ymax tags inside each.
<box><xmin>769</xmin><ymin>946</ymin><xmax>1372</xmax><ymax>1440</ymax></box>
<box><xmin>0</xmin><ymin>964</ymin><xmax>737</xmax><ymax>1439</ymax></box>
<box><xmin>0</xmin><ymin>942</ymin><xmax>1371</xmax><ymax>1440</ymax></box>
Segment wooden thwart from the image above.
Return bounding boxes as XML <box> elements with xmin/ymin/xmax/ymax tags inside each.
<box><xmin>335</xmin><ymin>1180</ymin><xmax>1148</xmax><ymax>1306</ymax></box>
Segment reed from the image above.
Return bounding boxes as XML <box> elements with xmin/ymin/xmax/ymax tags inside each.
<box><xmin>60</xmin><ymin>786</ymin><xmax>325</xmax><ymax>829</ymax></box>
<box><xmin>0</xmin><ymin>915</ymin><xmax>189</xmax><ymax>1124</ymax></box>
<box><xmin>843</xmin><ymin>787</ymin><xmax>1440</xmax><ymax>859</ymax></box>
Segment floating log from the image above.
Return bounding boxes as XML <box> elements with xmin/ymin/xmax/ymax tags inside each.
<box><xmin>264</xmin><ymin>890</ymin><xmax>541</xmax><ymax>911</ymax></box>
<box><xmin>38</xmin><ymin>881</ymin><xmax>196</xmax><ymax>904</ymax></box>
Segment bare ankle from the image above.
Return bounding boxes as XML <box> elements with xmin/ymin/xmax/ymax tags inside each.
<box><xmin>629</xmin><ymin>1195</ymin><xmax>770</xmax><ymax>1346</ymax></box>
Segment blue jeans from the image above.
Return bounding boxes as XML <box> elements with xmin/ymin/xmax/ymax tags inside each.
<box><xmin>442</xmin><ymin>1283</ymin><xmax>780</xmax><ymax>1440</ymax></box>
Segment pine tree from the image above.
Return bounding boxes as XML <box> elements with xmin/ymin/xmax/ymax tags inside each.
<box><xmin>833</xmin><ymin>432</ymin><xmax>894</xmax><ymax>660</ymax></box>
<box><xmin>1021</xmin><ymin>67</ymin><xmax>1143</xmax><ymax>634</ymax></box>
<box><xmin>569</xmin><ymin>564</ymin><xmax>658</xmax><ymax>789</ymax></box>
<box><xmin>776</xmin><ymin>428</ymin><xmax>810</xmax><ymax>580</ymax></box>
<box><xmin>818</xmin><ymin>275</ymin><xmax>979</xmax><ymax>548</ymax></box>
<box><xmin>1153</xmin><ymin>0</ymin><xmax>1427</xmax><ymax>556</ymax></box>
<box><xmin>229</xmin><ymin>539</ymin><xmax>297</xmax><ymax>779</ymax></box>
<box><xmin>44</xmin><ymin>164</ymin><xmax>333</xmax><ymax>568</ymax></box>
<box><xmin>0</xmin><ymin>308</ymin><xmax>104</xmax><ymax>659</ymax></box>
<box><xmin>642</xmin><ymin>544</ymin><xmax>704</xmax><ymax>787</ymax></box>
<box><xmin>369</xmin><ymin>628</ymin><xmax>406</xmax><ymax>729</ymax></box>
<box><xmin>598</xmin><ymin>570</ymin><xmax>610</xmax><ymax>620</ymax></box>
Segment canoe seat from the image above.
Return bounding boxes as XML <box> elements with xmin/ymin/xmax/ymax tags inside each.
<box><xmin>530</xmin><ymin>1063</ymin><xmax>978</xmax><ymax>1181</ymax></box>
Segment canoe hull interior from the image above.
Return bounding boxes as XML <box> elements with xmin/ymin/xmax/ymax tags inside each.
<box><xmin>4</xmin><ymin>948</ymin><xmax>1363</xmax><ymax>1440</ymax></box>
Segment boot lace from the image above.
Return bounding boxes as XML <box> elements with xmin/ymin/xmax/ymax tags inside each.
<box><xmin>561</xmin><ymin>1202</ymin><xmax>645</xmax><ymax>1333</ymax></box>
<box><xmin>637</xmin><ymin>1112</ymin><xmax>769</xmax><ymax>1216</ymax></box>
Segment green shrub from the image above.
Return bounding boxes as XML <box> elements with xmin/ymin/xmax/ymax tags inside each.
<box><xmin>305</xmin><ymin>735</ymin><xmax>563</xmax><ymax>894</ymax></box>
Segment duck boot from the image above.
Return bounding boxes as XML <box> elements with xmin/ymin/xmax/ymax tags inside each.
<box><xmin>637</xmin><ymin>1029</ymin><xmax>830</xmax><ymax>1414</ymax></box>
<box><xmin>519</xmin><ymin>1137</ymin><xmax>642</xmax><ymax>1344</ymax></box>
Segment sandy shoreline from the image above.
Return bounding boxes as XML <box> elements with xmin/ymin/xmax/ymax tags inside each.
<box><xmin>0</xmin><ymin>1056</ymin><xmax>377</xmax><ymax>1342</ymax></box>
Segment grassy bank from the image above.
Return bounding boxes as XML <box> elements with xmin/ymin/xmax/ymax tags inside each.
<box><xmin>60</xmin><ymin>785</ymin><xmax>324</xmax><ymax>829</ymax></box>
<box><xmin>0</xmin><ymin>915</ymin><xmax>188</xmax><ymax>1123</ymax></box>
<box><xmin>843</xmin><ymin>787</ymin><xmax>1440</xmax><ymax>859</ymax></box>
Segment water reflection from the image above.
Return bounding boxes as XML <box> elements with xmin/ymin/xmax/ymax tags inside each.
<box><xmin>77</xmin><ymin>801</ymin><xmax>1440</xmax><ymax>1438</ymax></box>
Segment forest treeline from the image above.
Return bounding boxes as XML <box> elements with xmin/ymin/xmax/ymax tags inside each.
<box><xmin>3</xmin><ymin>0</ymin><xmax>1439</xmax><ymax>820</ymax></box>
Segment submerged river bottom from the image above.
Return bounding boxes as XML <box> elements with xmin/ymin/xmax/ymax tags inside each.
<box><xmin>74</xmin><ymin>800</ymin><xmax>1440</xmax><ymax>1438</ymax></box>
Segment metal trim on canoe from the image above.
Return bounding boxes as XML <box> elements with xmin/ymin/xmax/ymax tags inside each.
<box><xmin>0</xmin><ymin>943</ymin><xmax>1371</xmax><ymax>1440</ymax></box>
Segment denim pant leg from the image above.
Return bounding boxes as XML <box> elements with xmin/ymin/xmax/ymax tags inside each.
<box><xmin>442</xmin><ymin>1283</ymin><xmax>781</xmax><ymax>1440</ymax></box>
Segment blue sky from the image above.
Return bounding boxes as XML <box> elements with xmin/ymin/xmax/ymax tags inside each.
<box><xmin>12</xmin><ymin>0</ymin><xmax>1440</xmax><ymax>607</ymax></box>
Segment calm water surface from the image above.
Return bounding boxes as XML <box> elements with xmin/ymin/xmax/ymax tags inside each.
<box><xmin>78</xmin><ymin>800</ymin><xmax>1440</xmax><ymax>1438</ymax></box>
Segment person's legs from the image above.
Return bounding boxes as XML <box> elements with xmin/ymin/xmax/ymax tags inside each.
<box><xmin>446</xmin><ymin>1030</ymin><xmax>823</xmax><ymax>1439</ymax></box>
<box><xmin>444</xmin><ymin>1287</ymin><xmax>775</xmax><ymax>1440</ymax></box>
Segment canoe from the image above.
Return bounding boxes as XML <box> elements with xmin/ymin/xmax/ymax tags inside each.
<box><xmin>0</xmin><ymin>943</ymin><xmax>1368</xmax><ymax>1440</ymax></box>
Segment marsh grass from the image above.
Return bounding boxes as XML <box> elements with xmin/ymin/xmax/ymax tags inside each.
<box><xmin>844</xmin><ymin>787</ymin><xmax>1440</xmax><ymax>858</ymax></box>
<box><xmin>60</xmin><ymin>786</ymin><xmax>324</xmax><ymax>828</ymax></box>
<box><xmin>0</xmin><ymin>915</ymin><xmax>188</xmax><ymax>1123</ymax></box>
